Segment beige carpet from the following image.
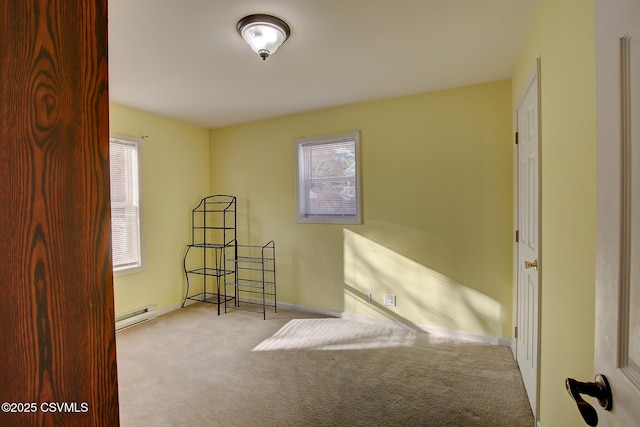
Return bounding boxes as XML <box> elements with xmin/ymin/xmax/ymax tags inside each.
<box><xmin>116</xmin><ymin>304</ymin><xmax>534</xmax><ymax>426</ymax></box>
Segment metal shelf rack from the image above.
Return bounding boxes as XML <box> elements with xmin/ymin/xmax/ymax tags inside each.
<box><xmin>182</xmin><ymin>195</ymin><xmax>237</xmax><ymax>315</ymax></box>
<box><xmin>225</xmin><ymin>240</ymin><xmax>276</xmax><ymax>319</ymax></box>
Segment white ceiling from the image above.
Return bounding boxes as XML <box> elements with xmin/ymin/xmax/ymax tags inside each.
<box><xmin>108</xmin><ymin>0</ymin><xmax>539</xmax><ymax>129</ymax></box>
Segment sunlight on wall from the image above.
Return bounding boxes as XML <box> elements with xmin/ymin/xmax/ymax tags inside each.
<box><xmin>343</xmin><ymin>229</ymin><xmax>503</xmax><ymax>337</ymax></box>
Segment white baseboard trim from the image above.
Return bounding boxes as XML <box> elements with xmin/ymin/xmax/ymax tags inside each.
<box><xmin>277</xmin><ymin>301</ymin><xmax>342</xmax><ymax>318</ymax></box>
<box><xmin>147</xmin><ymin>300</ymin><xmax>510</xmax><ymax>347</ymax></box>
<box><xmin>414</xmin><ymin>323</ymin><xmax>511</xmax><ymax>347</ymax></box>
<box><xmin>158</xmin><ymin>300</ymin><xmax>194</xmax><ymax>316</ymax></box>
<box><xmin>279</xmin><ymin>302</ymin><xmax>511</xmax><ymax>347</ymax></box>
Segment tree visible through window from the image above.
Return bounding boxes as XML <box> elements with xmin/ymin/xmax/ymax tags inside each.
<box><xmin>295</xmin><ymin>131</ymin><xmax>361</xmax><ymax>224</ymax></box>
<box><xmin>110</xmin><ymin>135</ymin><xmax>144</xmax><ymax>273</ymax></box>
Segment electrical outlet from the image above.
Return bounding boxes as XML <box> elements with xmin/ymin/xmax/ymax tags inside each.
<box><xmin>364</xmin><ymin>292</ymin><xmax>371</xmax><ymax>304</ymax></box>
<box><xmin>384</xmin><ymin>294</ymin><xmax>396</xmax><ymax>307</ymax></box>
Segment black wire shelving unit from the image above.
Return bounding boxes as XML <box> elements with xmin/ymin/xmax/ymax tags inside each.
<box><xmin>182</xmin><ymin>195</ymin><xmax>237</xmax><ymax>315</ymax></box>
<box><xmin>224</xmin><ymin>240</ymin><xmax>277</xmax><ymax>320</ymax></box>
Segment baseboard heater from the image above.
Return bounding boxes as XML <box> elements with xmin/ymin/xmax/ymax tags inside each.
<box><xmin>115</xmin><ymin>305</ymin><xmax>157</xmax><ymax>331</ymax></box>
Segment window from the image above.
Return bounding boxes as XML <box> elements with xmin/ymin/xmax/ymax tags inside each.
<box><xmin>110</xmin><ymin>135</ymin><xmax>144</xmax><ymax>274</ymax></box>
<box><xmin>295</xmin><ymin>131</ymin><xmax>361</xmax><ymax>224</ymax></box>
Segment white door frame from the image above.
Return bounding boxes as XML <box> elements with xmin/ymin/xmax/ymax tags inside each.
<box><xmin>513</xmin><ymin>58</ymin><xmax>541</xmax><ymax>419</ymax></box>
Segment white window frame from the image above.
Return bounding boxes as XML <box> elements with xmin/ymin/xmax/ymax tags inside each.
<box><xmin>295</xmin><ymin>131</ymin><xmax>362</xmax><ymax>224</ymax></box>
<box><xmin>109</xmin><ymin>134</ymin><xmax>145</xmax><ymax>275</ymax></box>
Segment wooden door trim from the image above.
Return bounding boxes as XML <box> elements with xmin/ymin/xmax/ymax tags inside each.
<box><xmin>0</xmin><ymin>2</ymin><xmax>119</xmax><ymax>425</ymax></box>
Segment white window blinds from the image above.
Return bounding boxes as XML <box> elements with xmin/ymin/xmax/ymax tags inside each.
<box><xmin>296</xmin><ymin>131</ymin><xmax>361</xmax><ymax>224</ymax></box>
<box><xmin>110</xmin><ymin>136</ymin><xmax>144</xmax><ymax>272</ymax></box>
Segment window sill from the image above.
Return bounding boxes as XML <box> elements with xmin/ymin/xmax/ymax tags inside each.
<box><xmin>113</xmin><ymin>264</ymin><xmax>145</xmax><ymax>277</ymax></box>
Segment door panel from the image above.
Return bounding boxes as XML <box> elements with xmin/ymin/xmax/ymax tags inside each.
<box><xmin>0</xmin><ymin>1</ymin><xmax>119</xmax><ymax>426</ymax></box>
<box><xmin>516</xmin><ymin>65</ymin><xmax>540</xmax><ymax>416</ymax></box>
<box><xmin>595</xmin><ymin>0</ymin><xmax>640</xmax><ymax>425</ymax></box>
<box><xmin>626</xmin><ymin>20</ymin><xmax>640</xmax><ymax>384</ymax></box>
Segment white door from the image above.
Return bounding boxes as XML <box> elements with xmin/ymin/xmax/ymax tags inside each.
<box><xmin>516</xmin><ymin>63</ymin><xmax>539</xmax><ymax>417</ymax></box>
<box><xmin>595</xmin><ymin>0</ymin><xmax>640</xmax><ymax>426</ymax></box>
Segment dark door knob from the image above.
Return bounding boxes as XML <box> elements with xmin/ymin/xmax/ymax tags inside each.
<box><xmin>565</xmin><ymin>374</ymin><xmax>613</xmax><ymax>426</ymax></box>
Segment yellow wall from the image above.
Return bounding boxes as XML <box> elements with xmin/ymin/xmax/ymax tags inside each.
<box><xmin>512</xmin><ymin>0</ymin><xmax>596</xmax><ymax>425</ymax></box>
<box><xmin>109</xmin><ymin>104</ymin><xmax>210</xmax><ymax>316</ymax></box>
<box><xmin>210</xmin><ymin>80</ymin><xmax>514</xmax><ymax>339</ymax></box>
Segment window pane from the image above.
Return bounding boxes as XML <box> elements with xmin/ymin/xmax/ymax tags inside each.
<box><xmin>110</xmin><ymin>137</ymin><xmax>143</xmax><ymax>271</ymax></box>
<box><xmin>111</xmin><ymin>205</ymin><xmax>140</xmax><ymax>268</ymax></box>
<box><xmin>296</xmin><ymin>132</ymin><xmax>361</xmax><ymax>224</ymax></box>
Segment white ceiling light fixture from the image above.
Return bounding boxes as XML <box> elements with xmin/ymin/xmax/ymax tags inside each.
<box><xmin>237</xmin><ymin>14</ymin><xmax>291</xmax><ymax>60</ymax></box>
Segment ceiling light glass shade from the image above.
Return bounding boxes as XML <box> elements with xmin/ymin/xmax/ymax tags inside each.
<box><xmin>237</xmin><ymin>14</ymin><xmax>290</xmax><ymax>60</ymax></box>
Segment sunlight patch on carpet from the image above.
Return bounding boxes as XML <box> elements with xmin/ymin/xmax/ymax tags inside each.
<box><xmin>252</xmin><ymin>318</ymin><xmax>417</xmax><ymax>351</ymax></box>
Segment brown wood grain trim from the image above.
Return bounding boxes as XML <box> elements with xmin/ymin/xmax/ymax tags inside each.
<box><xmin>0</xmin><ymin>1</ymin><xmax>119</xmax><ymax>425</ymax></box>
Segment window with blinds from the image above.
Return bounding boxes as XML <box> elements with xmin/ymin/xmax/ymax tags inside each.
<box><xmin>110</xmin><ymin>135</ymin><xmax>144</xmax><ymax>273</ymax></box>
<box><xmin>295</xmin><ymin>131</ymin><xmax>361</xmax><ymax>224</ymax></box>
